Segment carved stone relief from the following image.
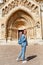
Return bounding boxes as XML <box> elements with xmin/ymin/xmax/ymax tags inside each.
<box><xmin>2</xmin><ymin>0</ymin><xmax>39</xmax><ymax>16</ymax></box>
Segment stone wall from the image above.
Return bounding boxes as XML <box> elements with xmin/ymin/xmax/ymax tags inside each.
<box><xmin>0</xmin><ymin>0</ymin><xmax>42</xmax><ymax>41</ymax></box>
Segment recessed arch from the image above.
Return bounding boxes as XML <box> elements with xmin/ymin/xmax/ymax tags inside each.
<box><xmin>6</xmin><ymin>9</ymin><xmax>35</xmax><ymax>41</ymax></box>
<box><xmin>6</xmin><ymin>9</ymin><xmax>35</xmax><ymax>28</ymax></box>
<box><xmin>6</xmin><ymin>6</ymin><xmax>36</xmax><ymax>23</ymax></box>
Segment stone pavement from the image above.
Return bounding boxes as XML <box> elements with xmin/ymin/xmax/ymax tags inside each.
<box><xmin>0</xmin><ymin>45</ymin><xmax>43</xmax><ymax>65</ymax></box>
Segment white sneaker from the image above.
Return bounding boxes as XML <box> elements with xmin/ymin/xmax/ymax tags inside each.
<box><xmin>22</xmin><ymin>60</ymin><xmax>27</xmax><ymax>63</ymax></box>
<box><xmin>16</xmin><ymin>58</ymin><xmax>19</xmax><ymax>61</ymax></box>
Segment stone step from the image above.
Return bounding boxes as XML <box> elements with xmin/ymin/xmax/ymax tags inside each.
<box><xmin>0</xmin><ymin>39</ymin><xmax>43</xmax><ymax>45</ymax></box>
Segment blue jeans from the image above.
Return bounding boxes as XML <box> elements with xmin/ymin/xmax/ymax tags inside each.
<box><xmin>18</xmin><ymin>46</ymin><xmax>26</xmax><ymax>61</ymax></box>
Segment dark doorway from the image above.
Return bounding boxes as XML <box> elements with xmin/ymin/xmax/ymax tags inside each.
<box><xmin>18</xmin><ymin>30</ymin><xmax>24</xmax><ymax>39</ymax></box>
<box><xmin>18</xmin><ymin>29</ymin><xmax>27</xmax><ymax>39</ymax></box>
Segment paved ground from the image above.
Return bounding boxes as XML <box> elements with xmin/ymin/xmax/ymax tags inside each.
<box><xmin>0</xmin><ymin>44</ymin><xmax>43</xmax><ymax>65</ymax></box>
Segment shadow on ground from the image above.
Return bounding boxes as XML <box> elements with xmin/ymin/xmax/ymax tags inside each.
<box><xmin>26</xmin><ymin>55</ymin><xmax>37</xmax><ymax>61</ymax></box>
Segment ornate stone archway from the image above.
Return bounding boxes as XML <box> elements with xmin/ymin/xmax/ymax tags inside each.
<box><xmin>6</xmin><ymin>9</ymin><xmax>35</xmax><ymax>41</ymax></box>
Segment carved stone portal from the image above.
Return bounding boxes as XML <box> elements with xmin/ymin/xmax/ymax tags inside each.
<box><xmin>6</xmin><ymin>10</ymin><xmax>35</xmax><ymax>41</ymax></box>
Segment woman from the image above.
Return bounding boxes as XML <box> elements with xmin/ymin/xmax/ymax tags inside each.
<box><xmin>16</xmin><ymin>30</ymin><xmax>28</xmax><ymax>63</ymax></box>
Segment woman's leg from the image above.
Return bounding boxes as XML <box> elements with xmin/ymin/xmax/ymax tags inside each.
<box><xmin>17</xmin><ymin>46</ymin><xmax>22</xmax><ymax>59</ymax></box>
<box><xmin>21</xmin><ymin>46</ymin><xmax>26</xmax><ymax>61</ymax></box>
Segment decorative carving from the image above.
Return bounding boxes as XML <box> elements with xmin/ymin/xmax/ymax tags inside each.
<box><xmin>1</xmin><ymin>24</ymin><xmax>4</xmax><ymax>28</ymax></box>
<box><xmin>36</xmin><ymin>21</ymin><xmax>40</xmax><ymax>28</ymax></box>
<box><xmin>31</xmin><ymin>5</ymin><xmax>39</xmax><ymax>15</ymax></box>
<box><xmin>2</xmin><ymin>8</ymin><xmax>5</xmax><ymax>16</ymax></box>
<box><xmin>5</xmin><ymin>6</ymin><xmax>8</xmax><ymax>14</ymax></box>
<box><xmin>31</xmin><ymin>4</ymin><xmax>35</xmax><ymax>8</ymax></box>
<box><xmin>2</xmin><ymin>0</ymin><xmax>39</xmax><ymax>16</ymax></box>
<box><xmin>0</xmin><ymin>0</ymin><xmax>9</xmax><ymax>8</ymax></box>
<box><xmin>11</xmin><ymin>1</ymin><xmax>15</xmax><ymax>8</ymax></box>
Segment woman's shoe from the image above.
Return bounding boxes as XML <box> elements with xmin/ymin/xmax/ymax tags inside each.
<box><xmin>16</xmin><ymin>58</ymin><xmax>19</xmax><ymax>61</ymax></box>
<box><xmin>22</xmin><ymin>60</ymin><xmax>27</xmax><ymax>63</ymax></box>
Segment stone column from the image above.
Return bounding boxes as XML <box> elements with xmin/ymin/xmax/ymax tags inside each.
<box><xmin>1</xmin><ymin>24</ymin><xmax>6</xmax><ymax>40</ymax></box>
<box><xmin>0</xmin><ymin>22</ymin><xmax>1</xmax><ymax>39</ymax></box>
<box><xmin>40</xmin><ymin>3</ymin><xmax>43</xmax><ymax>39</ymax></box>
<box><xmin>36</xmin><ymin>27</ymin><xmax>42</xmax><ymax>39</ymax></box>
<box><xmin>41</xmin><ymin>12</ymin><xmax>43</xmax><ymax>39</ymax></box>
